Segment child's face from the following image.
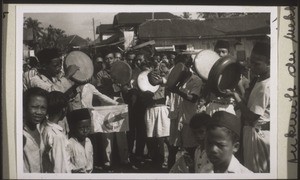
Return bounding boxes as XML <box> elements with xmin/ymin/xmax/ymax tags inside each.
<box><xmin>192</xmin><ymin>127</ymin><xmax>206</xmax><ymax>143</ymax></box>
<box><xmin>75</xmin><ymin>119</ymin><xmax>91</xmax><ymax>141</ymax></box>
<box><xmin>26</xmin><ymin>95</ymin><xmax>47</xmax><ymax>126</ymax></box>
<box><xmin>249</xmin><ymin>53</ymin><xmax>269</xmax><ymax>76</ymax></box>
<box><xmin>205</xmin><ymin>127</ymin><xmax>239</xmax><ymax>168</ymax></box>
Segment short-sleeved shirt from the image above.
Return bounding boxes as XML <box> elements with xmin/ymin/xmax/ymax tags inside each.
<box><xmin>247</xmin><ymin>78</ymin><xmax>270</xmax><ymax>126</ymax></box>
<box><xmin>67</xmin><ymin>137</ymin><xmax>93</xmax><ymax>173</ymax></box>
<box><xmin>42</xmin><ymin>120</ymin><xmax>71</xmax><ymax>173</ymax></box>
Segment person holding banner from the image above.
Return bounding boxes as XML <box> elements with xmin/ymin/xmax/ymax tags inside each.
<box><xmin>95</xmin><ymin>51</ymin><xmax>132</xmax><ymax>172</ymax></box>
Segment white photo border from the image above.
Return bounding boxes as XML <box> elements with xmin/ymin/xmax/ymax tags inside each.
<box><xmin>16</xmin><ymin>4</ymin><xmax>278</xmax><ymax>179</ymax></box>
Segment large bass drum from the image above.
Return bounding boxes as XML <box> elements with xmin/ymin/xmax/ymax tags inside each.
<box><xmin>65</xmin><ymin>51</ymin><xmax>94</xmax><ymax>83</ymax></box>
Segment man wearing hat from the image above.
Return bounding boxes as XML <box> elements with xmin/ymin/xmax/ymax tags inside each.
<box><xmin>214</xmin><ymin>40</ymin><xmax>230</xmax><ymax>57</ymax></box>
<box><xmin>201</xmin><ymin>111</ymin><xmax>252</xmax><ymax>173</ymax></box>
<box><xmin>29</xmin><ymin>48</ymin><xmax>79</xmax><ymax>93</ymax></box>
<box><xmin>28</xmin><ymin>48</ymin><xmax>79</xmax><ymax>135</ymax></box>
<box><xmin>226</xmin><ymin>41</ymin><xmax>270</xmax><ymax>173</ymax></box>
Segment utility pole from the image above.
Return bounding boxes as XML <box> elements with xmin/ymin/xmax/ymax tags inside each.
<box><xmin>92</xmin><ymin>18</ymin><xmax>96</xmax><ymax>41</ymax></box>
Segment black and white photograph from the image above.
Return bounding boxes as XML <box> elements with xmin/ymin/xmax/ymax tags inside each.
<box><xmin>15</xmin><ymin>4</ymin><xmax>278</xmax><ymax>179</ymax></box>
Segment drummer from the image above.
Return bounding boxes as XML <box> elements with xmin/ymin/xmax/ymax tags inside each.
<box><xmin>29</xmin><ymin>48</ymin><xmax>79</xmax><ymax>93</ymax></box>
<box><xmin>204</xmin><ymin>41</ymin><xmax>239</xmax><ymax>116</ymax></box>
<box><xmin>214</xmin><ymin>40</ymin><xmax>249</xmax><ymax>99</ymax></box>
<box><xmin>143</xmin><ymin>62</ymin><xmax>170</xmax><ymax>171</ymax></box>
<box><xmin>95</xmin><ymin>50</ymin><xmax>132</xmax><ymax>171</ymax></box>
<box><xmin>28</xmin><ymin>48</ymin><xmax>79</xmax><ymax>135</ymax></box>
<box><xmin>169</xmin><ymin>54</ymin><xmax>203</xmax><ymax>162</ymax></box>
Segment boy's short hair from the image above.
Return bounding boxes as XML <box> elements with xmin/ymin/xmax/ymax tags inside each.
<box><xmin>23</xmin><ymin>87</ymin><xmax>48</xmax><ymax>109</ymax></box>
<box><xmin>208</xmin><ymin>111</ymin><xmax>241</xmax><ymax>143</ymax></box>
<box><xmin>215</xmin><ymin>40</ymin><xmax>230</xmax><ymax>50</ymax></box>
<box><xmin>47</xmin><ymin>91</ymin><xmax>68</xmax><ymax>116</ymax></box>
<box><xmin>189</xmin><ymin>112</ymin><xmax>211</xmax><ymax>129</ymax></box>
<box><xmin>36</xmin><ymin>48</ymin><xmax>62</xmax><ymax>65</ymax></box>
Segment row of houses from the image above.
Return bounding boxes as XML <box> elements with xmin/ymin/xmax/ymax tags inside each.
<box><xmin>94</xmin><ymin>12</ymin><xmax>270</xmax><ymax>62</ymax></box>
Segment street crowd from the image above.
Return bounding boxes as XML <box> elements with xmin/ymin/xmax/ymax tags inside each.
<box><xmin>23</xmin><ymin>39</ymin><xmax>270</xmax><ymax>174</ymax></box>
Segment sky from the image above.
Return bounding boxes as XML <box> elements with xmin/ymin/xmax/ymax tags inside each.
<box><xmin>24</xmin><ymin>12</ymin><xmax>198</xmax><ymax>40</ymax></box>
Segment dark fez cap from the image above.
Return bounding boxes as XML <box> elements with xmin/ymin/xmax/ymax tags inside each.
<box><xmin>36</xmin><ymin>48</ymin><xmax>62</xmax><ymax>65</ymax></box>
<box><xmin>67</xmin><ymin>108</ymin><xmax>91</xmax><ymax>124</ymax></box>
<box><xmin>215</xmin><ymin>40</ymin><xmax>230</xmax><ymax>50</ymax></box>
<box><xmin>252</xmin><ymin>42</ymin><xmax>270</xmax><ymax>59</ymax></box>
<box><xmin>210</xmin><ymin>111</ymin><xmax>241</xmax><ymax>137</ymax></box>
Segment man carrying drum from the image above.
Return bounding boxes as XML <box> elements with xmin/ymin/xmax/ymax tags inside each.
<box><xmin>166</xmin><ymin>54</ymin><xmax>203</xmax><ymax>170</ymax></box>
<box><xmin>28</xmin><ymin>48</ymin><xmax>79</xmax><ymax>135</ymax></box>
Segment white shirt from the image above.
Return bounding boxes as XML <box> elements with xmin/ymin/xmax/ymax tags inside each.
<box><xmin>200</xmin><ymin>155</ymin><xmax>253</xmax><ymax>173</ymax></box>
<box><xmin>68</xmin><ymin>137</ymin><xmax>93</xmax><ymax>173</ymax></box>
<box><xmin>68</xmin><ymin>83</ymin><xmax>118</xmax><ymax>111</ymax></box>
<box><xmin>42</xmin><ymin>120</ymin><xmax>71</xmax><ymax>173</ymax></box>
<box><xmin>30</xmin><ymin>72</ymin><xmax>73</xmax><ymax>93</ymax></box>
<box><xmin>23</xmin><ymin>124</ymin><xmax>44</xmax><ymax>173</ymax></box>
<box><xmin>247</xmin><ymin>78</ymin><xmax>270</xmax><ymax>126</ymax></box>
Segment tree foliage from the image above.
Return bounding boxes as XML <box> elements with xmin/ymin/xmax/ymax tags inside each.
<box><xmin>181</xmin><ymin>12</ymin><xmax>192</xmax><ymax>19</ymax></box>
<box><xmin>23</xmin><ymin>17</ymin><xmax>67</xmax><ymax>52</ymax></box>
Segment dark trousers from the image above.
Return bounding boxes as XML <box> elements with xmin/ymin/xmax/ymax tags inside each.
<box><xmin>89</xmin><ymin>132</ymin><xmax>103</xmax><ymax>167</ymax></box>
<box><xmin>126</xmin><ymin>94</ymin><xmax>147</xmax><ymax>157</ymax></box>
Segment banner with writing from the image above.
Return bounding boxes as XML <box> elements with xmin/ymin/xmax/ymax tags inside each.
<box><xmin>90</xmin><ymin>104</ymin><xmax>129</xmax><ymax>133</ymax></box>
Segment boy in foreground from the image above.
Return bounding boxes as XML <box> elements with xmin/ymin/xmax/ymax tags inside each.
<box><xmin>201</xmin><ymin>111</ymin><xmax>252</xmax><ymax>173</ymax></box>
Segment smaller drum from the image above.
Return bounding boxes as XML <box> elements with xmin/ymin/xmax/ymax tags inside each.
<box><xmin>208</xmin><ymin>55</ymin><xmax>242</xmax><ymax>96</ymax></box>
<box><xmin>194</xmin><ymin>50</ymin><xmax>220</xmax><ymax>80</ymax></box>
<box><xmin>137</xmin><ymin>70</ymin><xmax>159</xmax><ymax>93</ymax></box>
<box><xmin>65</xmin><ymin>51</ymin><xmax>94</xmax><ymax>83</ymax></box>
<box><xmin>166</xmin><ymin>62</ymin><xmax>189</xmax><ymax>90</ymax></box>
<box><xmin>110</xmin><ymin>61</ymin><xmax>132</xmax><ymax>85</ymax></box>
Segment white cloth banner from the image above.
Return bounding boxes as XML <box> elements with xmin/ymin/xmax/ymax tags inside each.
<box><xmin>91</xmin><ymin>104</ymin><xmax>129</xmax><ymax>133</ymax></box>
<box><xmin>123</xmin><ymin>31</ymin><xmax>134</xmax><ymax>50</ymax></box>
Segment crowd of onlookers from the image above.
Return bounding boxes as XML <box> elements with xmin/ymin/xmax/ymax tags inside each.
<box><xmin>22</xmin><ymin>39</ymin><xmax>270</xmax><ymax>174</ymax></box>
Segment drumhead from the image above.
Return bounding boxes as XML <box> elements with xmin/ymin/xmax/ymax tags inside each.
<box><xmin>65</xmin><ymin>51</ymin><xmax>93</xmax><ymax>83</ymax></box>
<box><xmin>110</xmin><ymin>61</ymin><xmax>132</xmax><ymax>85</ymax></box>
<box><xmin>194</xmin><ymin>50</ymin><xmax>220</xmax><ymax>80</ymax></box>
<box><xmin>166</xmin><ymin>63</ymin><xmax>188</xmax><ymax>90</ymax></box>
<box><xmin>137</xmin><ymin>70</ymin><xmax>159</xmax><ymax>93</ymax></box>
<box><xmin>208</xmin><ymin>55</ymin><xmax>241</xmax><ymax>95</ymax></box>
